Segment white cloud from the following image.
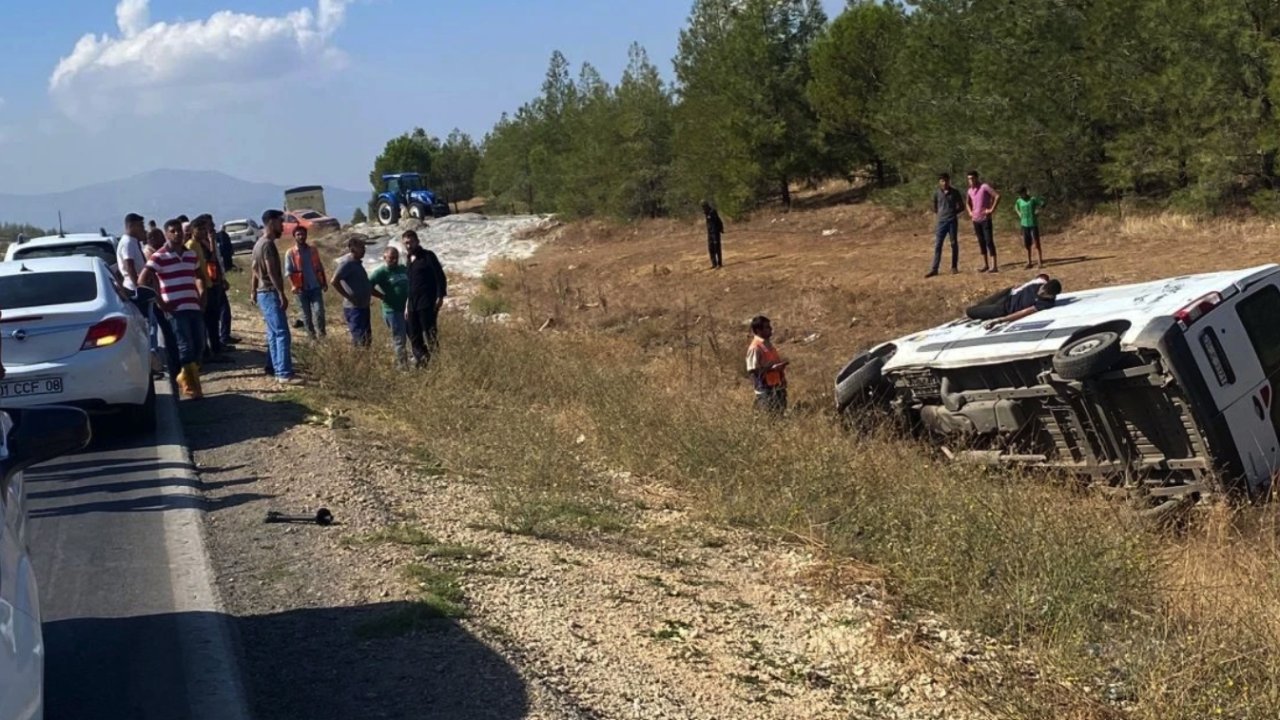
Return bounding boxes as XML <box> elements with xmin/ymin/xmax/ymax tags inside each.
<box><xmin>50</xmin><ymin>0</ymin><xmax>353</xmax><ymax>121</ymax></box>
<box><xmin>116</xmin><ymin>0</ymin><xmax>149</xmax><ymax>37</ymax></box>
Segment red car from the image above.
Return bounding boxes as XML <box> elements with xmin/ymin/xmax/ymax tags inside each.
<box><xmin>283</xmin><ymin>209</ymin><xmax>340</xmax><ymax>237</ymax></box>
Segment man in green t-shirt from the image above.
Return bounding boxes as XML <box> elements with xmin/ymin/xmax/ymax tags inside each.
<box><xmin>369</xmin><ymin>246</ymin><xmax>411</xmax><ymax>369</ymax></box>
<box><xmin>1014</xmin><ymin>187</ymin><xmax>1046</xmax><ymax>269</ymax></box>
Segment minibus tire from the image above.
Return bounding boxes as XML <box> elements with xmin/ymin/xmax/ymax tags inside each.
<box><xmin>1054</xmin><ymin>331</ymin><xmax>1122</xmax><ymax>380</ymax></box>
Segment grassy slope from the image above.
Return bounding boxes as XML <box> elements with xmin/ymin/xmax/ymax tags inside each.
<box><xmin>288</xmin><ymin>196</ymin><xmax>1280</xmax><ymax>718</ymax></box>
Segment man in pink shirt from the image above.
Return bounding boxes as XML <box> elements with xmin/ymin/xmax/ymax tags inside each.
<box><xmin>965</xmin><ymin>170</ymin><xmax>1002</xmax><ymax>273</ymax></box>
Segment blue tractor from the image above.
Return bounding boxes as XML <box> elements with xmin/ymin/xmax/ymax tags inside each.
<box><xmin>374</xmin><ymin>173</ymin><xmax>451</xmax><ymax>225</ymax></box>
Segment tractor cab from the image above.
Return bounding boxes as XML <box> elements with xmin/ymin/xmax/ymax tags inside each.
<box><xmin>376</xmin><ymin>173</ymin><xmax>450</xmax><ymax>225</ymax></box>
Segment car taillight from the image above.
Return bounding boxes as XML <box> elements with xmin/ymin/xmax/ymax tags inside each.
<box><xmin>82</xmin><ymin>317</ymin><xmax>127</xmax><ymax>350</ymax></box>
<box><xmin>1175</xmin><ymin>292</ymin><xmax>1222</xmax><ymax>327</ymax></box>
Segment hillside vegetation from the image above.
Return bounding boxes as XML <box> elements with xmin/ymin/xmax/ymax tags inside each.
<box><xmin>469</xmin><ymin>0</ymin><xmax>1280</xmax><ymax>219</ymax></box>
<box><xmin>288</xmin><ymin>193</ymin><xmax>1280</xmax><ymax>717</ymax></box>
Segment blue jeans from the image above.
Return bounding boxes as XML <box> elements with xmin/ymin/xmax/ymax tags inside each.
<box><xmin>383</xmin><ymin>311</ymin><xmax>408</xmax><ymax>367</ymax></box>
<box><xmin>298</xmin><ymin>287</ymin><xmax>326</xmax><ymax>339</ymax></box>
<box><xmin>932</xmin><ymin>219</ymin><xmax>959</xmax><ymax>273</ymax></box>
<box><xmin>168</xmin><ymin>309</ymin><xmax>206</xmax><ymax>367</ymax></box>
<box><xmin>258</xmin><ymin>290</ymin><xmax>294</xmax><ymax>378</ymax></box>
<box><xmin>344</xmin><ymin>307</ymin><xmax>372</xmax><ymax>347</ymax></box>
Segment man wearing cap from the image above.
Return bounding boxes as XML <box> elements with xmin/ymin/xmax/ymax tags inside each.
<box><xmin>332</xmin><ymin>237</ymin><xmax>374</xmax><ymax>347</ymax></box>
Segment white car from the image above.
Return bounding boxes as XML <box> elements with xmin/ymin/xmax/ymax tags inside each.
<box><xmin>0</xmin><ymin>256</ymin><xmax>154</xmax><ymax>432</ymax></box>
<box><xmin>3</xmin><ymin>233</ymin><xmax>118</xmax><ymax>272</ymax></box>
<box><xmin>835</xmin><ymin>265</ymin><xmax>1280</xmax><ymax>514</ymax></box>
<box><xmin>0</xmin><ymin>406</ymin><xmax>92</xmax><ymax>720</ymax></box>
<box><xmin>221</xmin><ymin>219</ymin><xmax>261</xmax><ymax>254</ymax></box>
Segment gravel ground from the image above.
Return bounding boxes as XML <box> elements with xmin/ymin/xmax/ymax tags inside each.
<box><xmin>185</xmin><ymin>298</ymin><xmax>993</xmax><ymax>720</ymax></box>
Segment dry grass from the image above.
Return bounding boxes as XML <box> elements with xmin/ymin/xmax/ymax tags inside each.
<box><xmin>281</xmin><ymin>197</ymin><xmax>1280</xmax><ymax>717</ymax></box>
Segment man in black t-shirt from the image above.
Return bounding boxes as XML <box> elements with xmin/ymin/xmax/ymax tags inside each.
<box><xmin>965</xmin><ymin>276</ymin><xmax>1062</xmax><ymax>327</ymax></box>
<box><xmin>702</xmin><ymin>201</ymin><xmax>724</xmax><ymax>269</ymax></box>
<box><xmin>401</xmin><ymin>229</ymin><xmax>447</xmax><ymax>367</ymax></box>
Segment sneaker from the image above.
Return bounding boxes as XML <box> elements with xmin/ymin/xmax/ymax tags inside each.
<box><xmin>277</xmin><ymin>375</ymin><xmax>304</xmax><ymax>386</ymax></box>
<box><xmin>978</xmin><ymin>267</ymin><xmax>989</xmax><ymax>273</ymax></box>
<box><xmin>924</xmin><ymin>270</ymin><xmax>938</xmax><ymax>278</ymax></box>
<box><xmin>951</xmin><ymin>268</ymin><xmax>960</xmax><ymax>274</ymax></box>
<box><xmin>990</xmin><ymin>267</ymin><xmax>1000</xmax><ymax>273</ymax></box>
<box><xmin>1025</xmin><ymin>262</ymin><xmax>1034</xmax><ymax>269</ymax></box>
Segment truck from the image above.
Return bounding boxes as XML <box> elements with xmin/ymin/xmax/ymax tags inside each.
<box><xmin>834</xmin><ymin>266</ymin><xmax>1280</xmax><ymax>516</ymax></box>
<box><xmin>284</xmin><ymin>185</ymin><xmax>327</xmax><ymax>216</ymax></box>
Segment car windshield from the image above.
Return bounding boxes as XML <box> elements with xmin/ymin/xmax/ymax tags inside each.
<box><xmin>300</xmin><ymin>211</ymin><xmax>322</xmax><ymax>219</ymax></box>
<box><xmin>14</xmin><ymin>242</ymin><xmax>115</xmax><ymax>266</ymax></box>
<box><xmin>225</xmin><ymin>222</ymin><xmax>249</xmax><ymax>233</ymax></box>
<box><xmin>0</xmin><ymin>270</ymin><xmax>98</xmax><ymax>309</ymax></box>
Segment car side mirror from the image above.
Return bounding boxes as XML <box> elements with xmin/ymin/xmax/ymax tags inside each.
<box><xmin>0</xmin><ymin>407</ymin><xmax>92</xmax><ymax>485</ymax></box>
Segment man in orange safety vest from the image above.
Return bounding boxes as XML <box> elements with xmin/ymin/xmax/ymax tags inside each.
<box><xmin>284</xmin><ymin>226</ymin><xmax>328</xmax><ymax>340</ymax></box>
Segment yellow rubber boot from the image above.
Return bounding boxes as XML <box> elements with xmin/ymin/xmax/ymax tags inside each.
<box><xmin>185</xmin><ymin>363</ymin><xmax>204</xmax><ymax>400</ymax></box>
<box><xmin>176</xmin><ymin>366</ymin><xmax>194</xmax><ymax>399</ymax></box>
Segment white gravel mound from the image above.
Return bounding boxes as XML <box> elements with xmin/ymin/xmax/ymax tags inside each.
<box><xmin>346</xmin><ymin>213</ymin><xmax>554</xmax><ymax>277</ymax></box>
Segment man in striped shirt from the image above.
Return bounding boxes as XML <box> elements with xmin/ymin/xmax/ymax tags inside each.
<box><xmin>139</xmin><ymin>218</ymin><xmax>207</xmax><ymax>399</ymax></box>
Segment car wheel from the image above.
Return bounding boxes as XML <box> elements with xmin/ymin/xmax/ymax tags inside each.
<box><xmin>376</xmin><ymin>201</ymin><xmax>398</xmax><ymax>226</ymax></box>
<box><xmin>1053</xmin><ymin>331</ymin><xmax>1122</xmax><ymax>380</ymax></box>
<box><xmin>835</xmin><ymin>352</ymin><xmax>889</xmax><ymax>413</ymax></box>
<box><xmin>409</xmin><ymin>203</ymin><xmax>428</xmax><ymax>220</ymax></box>
<box><xmin>121</xmin><ymin>382</ymin><xmax>157</xmax><ymax>435</ymax></box>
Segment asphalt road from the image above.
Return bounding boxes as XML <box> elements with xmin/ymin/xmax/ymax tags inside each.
<box><xmin>25</xmin><ymin>383</ymin><xmax>250</xmax><ymax>720</ymax></box>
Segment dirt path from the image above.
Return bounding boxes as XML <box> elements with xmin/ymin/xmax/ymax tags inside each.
<box><xmin>182</xmin><ymin>296</ymin><xmax>983</xmax><ymax>719</ymax></box>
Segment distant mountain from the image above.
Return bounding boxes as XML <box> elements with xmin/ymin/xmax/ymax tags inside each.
<box><xmin>0</xmin><ymin>169</ymin><xmax>369</xmax><ymax>233</ymax></box>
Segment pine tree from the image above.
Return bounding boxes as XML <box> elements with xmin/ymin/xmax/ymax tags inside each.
<box><xmin>432</xmin><ymin>129</ymin><xmax>482</xmax><ymax>212</ymax></box>
<box><xmin>807</xmin><ymin>1</ymin><xmax>905</xmax><ymax>186</ymax></box>
<box><xmin>673</xmin><ymin>0</ymin><xmax>829</xmax><ymax>213</ymax></box>
<box><xmin>369</xmin><ymin>128</ymin><xmax>437</xmax><ymax>193</ymax></box>
<box><xmin>614</xmin><ymin>44</ymin><xmax>675</xmax><ymax>218</ymax></box>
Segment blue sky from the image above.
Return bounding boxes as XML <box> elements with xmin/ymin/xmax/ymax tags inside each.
<box><xmin>0</xmin><ymin>0</ymin><xmax>844</xmax><ymax>195</ymax></box>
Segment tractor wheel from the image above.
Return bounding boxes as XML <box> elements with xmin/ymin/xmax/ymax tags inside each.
<box><xmin>409</xmin><ymin>202</ymin><xmax>428</xmax><ymax>220</ymax></box>
<box><xmin>376</xmin><ymin>201</ymin><xmax>398</xmax><ymax>226</ymax></box>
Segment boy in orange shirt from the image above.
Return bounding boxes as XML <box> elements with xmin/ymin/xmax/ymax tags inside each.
<box><xmin>746</xmin><ymin>315</ymin><xmax>788</xmax><ymax>415</ymax></box>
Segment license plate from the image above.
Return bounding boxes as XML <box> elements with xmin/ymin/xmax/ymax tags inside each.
<box><xmin>0</xmin><ymin>377</ymin><xmax>64</xmax><ymax>399</ymax></box>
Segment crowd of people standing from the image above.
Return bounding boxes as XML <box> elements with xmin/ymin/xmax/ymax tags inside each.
<box><xmin>118</xmin><ymin>212</ymin><xmax>237</xmax><ymax>399</ymax></box>
<box><xmin>927</xmin><ymin>170</ymin><xmax>1047</xmax><ymax>277</ymax></box>
<box><xmin>116</xmin><ymin>208</ymin><xmax>448</xmax><ymax>401</ymax></box>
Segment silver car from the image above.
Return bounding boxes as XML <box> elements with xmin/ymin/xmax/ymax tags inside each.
<box><xmin>221</xmin><ymin>219</ymin><xmax>261</xmax><ymax>254</ymax></box>
<box><xmin>0</xmin><ymin>406</ymin><xmax>92</xmax><ymax>720</ymax></box>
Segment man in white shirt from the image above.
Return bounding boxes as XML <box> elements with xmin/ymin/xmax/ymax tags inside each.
<box><xmin>117</xmin><ymin>213</ymin><xmax>146</xmax><ymax>292</ymax></box>
<box><xmin>118</xmin><ymin>212</ymin><xmax>167</xmax><ymax>375</ymax></box>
